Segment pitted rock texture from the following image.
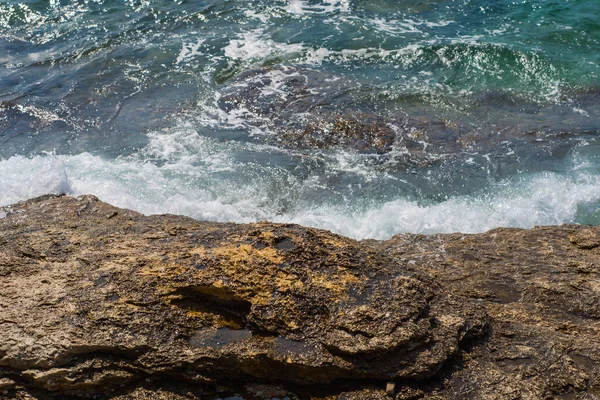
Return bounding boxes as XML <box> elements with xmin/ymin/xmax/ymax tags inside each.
<box><xmin>1</xmin><ymin>195</ymin><xmax>600</xmax><ymax>399</ymax></box>
<box><xmin>0</xmin><ymin>195</ymin><xmax>484</xmax><ymax>399</ymax></box>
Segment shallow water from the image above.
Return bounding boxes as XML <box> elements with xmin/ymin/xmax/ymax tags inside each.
<box><xmin>1</xmin><ymin>0</ymin><xmax>599</xmax><ymax>239</ymax></box>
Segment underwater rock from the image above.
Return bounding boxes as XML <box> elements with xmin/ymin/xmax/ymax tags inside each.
<box><xmin>217</xmin><ymin>66</ymin><xmax>600</xmax><ymax>178</ymax></box>
<box><xmin>216</xmin><ymin>66</ymin><xmax>462</xmax><ymax>156</ymax></box>
<box><xmin>1</xmin><ymin>195</ymin><xmax>600</xmax><ymax>398</ymax></box>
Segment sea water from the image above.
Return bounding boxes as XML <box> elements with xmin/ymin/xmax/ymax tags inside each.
<box><xmin>1</xmin><ymin>0</ymin><xmax>599</xmax><ymax>239</ymax></box>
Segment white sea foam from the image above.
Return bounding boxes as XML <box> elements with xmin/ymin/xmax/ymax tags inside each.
<box><xmin>367</xmin><ymin>17</ymin><xmax>453</xmax><ymax>36</ymax></box>
<box><xmin>369</xmin><ymin>17</ymin><xmax>422</xmax><ymax>34</ymax></box>
<box><xmin>1</xmin><ymin>127</ymin><xmax>599</xmax><ymax>240</ymax></box>
<box><xmin>224</xmin><ymin>30</ymin><xmax>305</xmax><ymax>63</ymax></box>
<box><xmin>283</xmin><ymin>0</ymin><xmax>351</xmax><ymax>15</ymax></box>
<box><xmin>275</xmin><ymin>172</ymin><xmax>600</xmax><ymax>239</ymax></box>
<box><xmin>573</xmin><ymin>107</ymin><xmax>590</xmax><ymax>117</ymax></box>
<box><xmin>176</xmin><ymin>38</ymin><xmax>205</xmax><ymax>64</ymax></box>
<box><xmin>301</xmin><ymin>43</ymin><xmax>429</xmax><ymax>66</ymax></box>
<box><xmin>0</xmin><ymin>155</ymin><xmax>71</xmax><ymax>207</ymax></box>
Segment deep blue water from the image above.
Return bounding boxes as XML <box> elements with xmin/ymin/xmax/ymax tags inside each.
<box><xmin>1</xmin><ymin>0</ymin><xmax>599</xmax><ymax>238</ymax></box>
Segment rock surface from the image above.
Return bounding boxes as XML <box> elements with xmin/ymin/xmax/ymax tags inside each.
<box><xmin>1</xmin><ymin>195</ymin><xmax>599</xmax><ymax>399</ymax></box>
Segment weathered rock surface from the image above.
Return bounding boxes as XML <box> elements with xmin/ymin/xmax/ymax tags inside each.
<box><xmin>1</xmin><ymin>195</ymin><xmax>600</xmax><ymax>399</ymax></box>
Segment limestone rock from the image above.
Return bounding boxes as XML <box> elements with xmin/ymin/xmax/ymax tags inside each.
<box><xmin>0</xmin><ymin>195</ymin><xmax>484</xmax><ymax>399</ymax></box>
<box><xmin>1</xmin><ymin>195</ymin><xmax>600</xmax><ymax>399</ymax></box>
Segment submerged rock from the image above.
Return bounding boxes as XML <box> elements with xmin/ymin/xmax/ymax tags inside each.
<box><xmin>216</xmin><ymin>66</ymin><xmax>600</xmax><ymax>179</ymax></box>
<box><xmin>216</xmin><ymin>66</ymin><xmax>463</xmax><ymax>157</ymax></box>
<box><xmin>1</xmin><ymin>195</ymin><xmax>600</xmax><ymax>398</ymax></box>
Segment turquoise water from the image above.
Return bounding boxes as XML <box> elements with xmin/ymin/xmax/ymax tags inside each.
<box><xmin>1</xmin><ymin>0</ymin><xmax>599</xmax><ymax>238</ymax></box>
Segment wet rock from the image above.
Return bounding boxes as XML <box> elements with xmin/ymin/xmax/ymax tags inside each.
<box><xmin>378</xmin><ymin>226</ymin><xmax>600</xmax><ymax>398</ymax></box>
<box><xmin>0</xmin><ymin>195</ymin><xmax>485</xmax><ymax>399</ymax></box>
<box><xmin>1</xmin><ymin>195</ymin><xmax>600</xmax><ymax>398</ymax></box>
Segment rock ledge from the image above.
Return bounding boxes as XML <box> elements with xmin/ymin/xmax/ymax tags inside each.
<box><xmin>1</xmin><ymin>195</ymin><xmax>599</xmax><ymax>399</ymax></box>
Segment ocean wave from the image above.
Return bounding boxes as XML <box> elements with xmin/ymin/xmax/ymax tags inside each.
<box><xmin>2</xmin><ymin>133</ymin><xmax>599</xmax><ymax>239</ymax></box>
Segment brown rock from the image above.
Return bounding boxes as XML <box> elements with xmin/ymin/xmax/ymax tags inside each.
<box><xmin>1</xmin><ymin>195</ymin><xmax>600</xmax><ymax>399</ymax></box>
<box><xmin>378</xmin><ymin>226</ymin><xmax>600</xmax><ymax>398</ymax></box>
<box><xmin>569</xmin><ymin>228</ymin><xmax>600</xmax><ymax>249</ymax></box>
<box><xmin>385</xmin><ymin>381</ymin><xmax>396</xmax><ymax>396</ymax></box>
<box><xmin>0</xmin><ymin>195</ymin><xmax>484</xmax><ymax>399</ymax></box>
<box><xmin>0</xmin><ymin>378</ymin><xmax>15</xmax><ymax>389</ymax></box>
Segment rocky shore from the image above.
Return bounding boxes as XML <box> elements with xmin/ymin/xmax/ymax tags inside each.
<box><xmin>1</xmin><ymin>195</ymin><xmax>599</xmax><ymax>399</ymax></box>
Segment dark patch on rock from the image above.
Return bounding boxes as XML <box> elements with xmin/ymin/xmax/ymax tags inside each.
<box><xmin>274</xmin><ymin>237</ymin><xmax>296</xmax><ymax>251</ymax></box>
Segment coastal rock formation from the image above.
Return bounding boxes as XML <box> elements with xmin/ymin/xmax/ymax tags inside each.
<box><xmin>1</xmin><ymin>195</ymin><xmax>600</xmax><ymax>399</ymax></box>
